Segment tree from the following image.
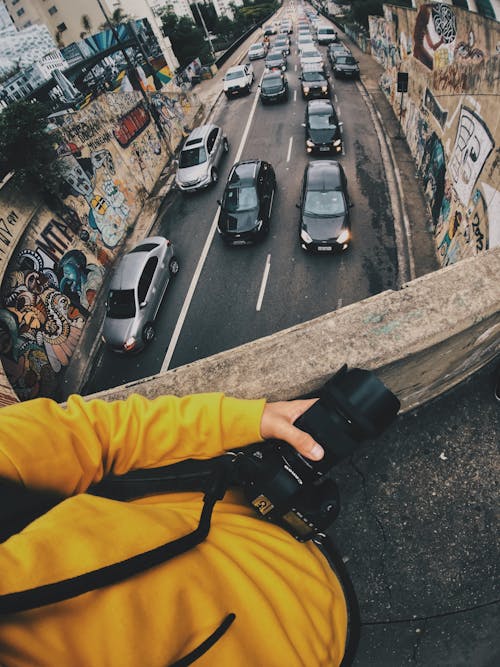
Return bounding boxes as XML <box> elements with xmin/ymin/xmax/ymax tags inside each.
<box><xmin>349</xmin><ymin>0</ymin><xmax>412</xmax><ymax>30</ymax></box>
<box><xmin>160</xmin><ymin>11</ymin><xmax>211</xmax><ymax>67</ymax></box>
<box><xmin>99</xmin><ymin>7</ymin><xmax>131</xmax><ymax>31</ymax></box>
<box><xmin>81</xmin><ymin>14</ymin><xmax>92</xmax><ymax>37</ymax></box>
<box><xmin>0</xmin><ymin>101</ymin><xmax>64</xmax><ymax>202</ymax></box>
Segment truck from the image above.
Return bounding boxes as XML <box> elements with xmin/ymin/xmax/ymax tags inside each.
<box><xmin>223</xmin><ymin>63</ymin><xmax>254</xmax><ymax>98</ymax></box>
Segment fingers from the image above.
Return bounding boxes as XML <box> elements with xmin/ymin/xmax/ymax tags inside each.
<box><xmin>260</xmin><ymin>399</ymin><xmax>324</xmax><ymax>461</ymax></box>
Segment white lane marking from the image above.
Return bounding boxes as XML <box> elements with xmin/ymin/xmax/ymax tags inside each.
<box><xmin>256</xmin><ymin>254</ymin><xmax>271</xmax><ymax>312</ymax></box>
<box><xmin>286</xmin><ymin>136</ymin><xmax>293</xmax><ymax>162</ymax></box>
<box><xmin>337</xmin><ymin>298</ymin><xmax>343</xmax><ymax>309</ymax></box>
<box><xmin>161</xmin><ymin>78</ymin><xmax>263</xmax><ymax>372</ymax></box>
<box><xmin>293</xmin><ymin>89</ymin><xmax>297</xmax><ymax>102</ymax></box>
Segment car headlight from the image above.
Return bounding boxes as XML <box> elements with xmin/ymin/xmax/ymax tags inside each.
<box><xmin>321</xmin><ymin>86</ymin><xmax>328</xmax><ymax>92</ymax></box>
<box><xmin>306</xmin><ymin>138</ymin><xmax>315</xmax><ymax>147</ymax></box>
<box><xmin>303</xmin><ymin>86</ymin><xmax>310</xmax><ymax>93</ymax></box>
<box><xmin>337</xmin><ymin>229</ymin><xmax>350</xmax><ymax>244</ymax></box>
<box><xmin>333</xmin><ymin>139</ymin><xmax>342</xmax><ymax>147</ymax></box>
<box><xmin>300</xmin><ymin>229</ymin><xmax>313</xmax><ymax>244</ymax></box>
<box><xmin>123</xmin><ymin>336</ymin><xmax>137</xmax><ymax>351</ymax></box>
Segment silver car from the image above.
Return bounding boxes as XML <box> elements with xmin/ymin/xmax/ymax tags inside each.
<box><xmin>175</xmin><ymin>124</ymin><xmax>229</xmax><ymax>192</ymax></box>
<box><xmin>102</xmin><ymin>237</ymin><xmax>179</xmax><ymax>353</ymax></box>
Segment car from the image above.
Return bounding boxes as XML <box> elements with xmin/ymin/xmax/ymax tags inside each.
<box><xmin>297</xmin><ymin>34</ymin><xmax>314</xmax><ymax>51</ymax></box>
<box><xmin>273</xmin><ymin>35</ymin><xmax>290</xmax><ymax>55</ymax></box>
<box><xmin>223</xmin><ymin>63</ymin><xmax>254</xmax><ymax>96</ymax></box>
<box><xmin>102</xmin><ymin>237</ymin><xmax>179</xmax><ymax>353</ymax></box>
<box><xmin>217</xmin><ymin>160</ymin><xmax>277</xmax><ymax>245</ymax></box>
<box><xmin>300</xmin><ymin>65</ymin><xmax>330</xmax><ymax>99</ymax></box>
<box><xmin>332</xmin><ymin>54</ymin><xmax>361</xmax><ymax>79</ymax></box>
<box><xmin>303</xmin><ymin>99</ymin><xmax>343</xmax><ymax>155</ymax></box>
<box><xmin>328</xmin><ymin>42</ymin><xmax>351</xmax><ymax>66</ymax></box>
<box><xmin>263</xmin><ymin>23</ymin><xmax>277</xmax><ymax>36</ymax></box>
<box><xmin>316</xmin><ymin>25</ymin><xmax>338</xmax><ymax>45</ymax></box>
<box><xmin>259</xmin><ymin>71</ymin><xmax>289</xmax><ymax>104</ymax></box>
<box><xmin>297</xmin><ymin>160</ymin><xmax>352</xmax><ymax>253</ymax></box>
<box><xmin>175</xmin><ymin>123</ymin><xmax>229</xmax><ymax>192</ymax></box>
<box><xmin>299</xmin><ymin>47</ymin><xmax>324</xmax><ymax>70</ymax></box>
<box><xmin>248</xmin><ymin>42</ymin><xmax>267</xmax><ymax>60</ymax></box>
<box><xmin>265</xmin><ymin>51</ymin><xmax>287</xmax><ymax>71</ymax></box>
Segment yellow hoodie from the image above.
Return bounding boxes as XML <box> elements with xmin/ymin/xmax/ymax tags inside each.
<box><xmin>0</xmin><ymin>392</ymin><xmax>347</xmax><ymax>666</ymax></box>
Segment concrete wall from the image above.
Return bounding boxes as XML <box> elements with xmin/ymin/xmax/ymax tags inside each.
<box><xmin>87</xmin><ymin>248</ymin><xmax>500</xmax><ymax>416</ymax></box>
<box><xmin>369</xmin><ymin>2</ymin><xmax>499</xmax><ymax>266</ymax></box>
<box><xmin>0</xmin><ymin>89</ymin><xmax>198</xmax><ymax>403</ymax></box>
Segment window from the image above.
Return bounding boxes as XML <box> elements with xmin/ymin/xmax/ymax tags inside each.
<box><xmin>206</xmin><ymin>129</ymin><xmax>218</xmax><ymax>154</ymax></box>
<box><xmin>48</xmin><ymin>5</ymin><xmax>58</xmax><ymax>15</ymax></box>
<box><xmin>17</xmin><ymin>7</ymin><xmax>24</xmax><ymax>16</ymax></box>
<box><xmin>57</xmin><ymin>22</ymin><xmax>67</xmax><ymax>32</ymax></box>
<box><xmin>137</xmin><ymin>257</ymin><xmax>158</xmax><ymax>304</ymax></box>
<box><xmin>12</xmin><ymin>0</ymin><xmax>20</xmax><ymax>5</ymax></box>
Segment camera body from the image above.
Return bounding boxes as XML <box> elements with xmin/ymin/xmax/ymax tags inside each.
<box><xmin>234</xmin><ymin>365</ymin><xmax>400</xmax><ymax>541</ymax></box>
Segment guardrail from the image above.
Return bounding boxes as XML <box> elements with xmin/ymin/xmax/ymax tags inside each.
<box><xmin>85</xmin><ymin>248</ymin><xmax>500</xmax><ymax>415</ymax></box>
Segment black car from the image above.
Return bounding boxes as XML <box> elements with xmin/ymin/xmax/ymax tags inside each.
<box><xmin>304</xmin><ymin>100</ymin><xmax>343</xmax><ymax>155</ymax></box>
<box><xmin>327</xmin><ymin>43</ymin><xmax>351</xmax><ymax>67</ymax></box>
<box><xmin>217</xmin><ymin>160</ymin><xmax>277</xmax><ymax>245</ymax></box>
<box><xmin>300</xmin><ymin>66</ymin><xmax>330</xmax><ymax>99</ymax></box>
<box><xmin>297</xmin><ymin>160</ymin><xmax>352</xmax><ymax>253</ymax></box>
<box><xmin>265</xmin><ymin>51</ymin><xmax>287</xmax><ymax>72</ymax></box>
<box><xmin>332</xmin><ymin>54</ymin><xmax>360</xmax><ymax>79</ymax></box>
<box><xmin>260</xmin><ymin>71</ymin><xmax>289</xmax><ymax>104</ymax></box>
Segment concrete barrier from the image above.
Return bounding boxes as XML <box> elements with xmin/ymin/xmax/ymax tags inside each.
<box><xmin>87</xmin><ymin>247</ymin><xmax>500</xmax><ymax>414</ymax></box>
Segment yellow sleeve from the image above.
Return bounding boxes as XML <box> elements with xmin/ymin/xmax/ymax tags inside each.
<box><xmin>0</xmin><ymin>392</ymin><xmax>266</xmax><ymax>495</ymax></box>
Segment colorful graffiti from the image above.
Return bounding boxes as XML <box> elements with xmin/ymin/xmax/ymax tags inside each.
<box><xmin>370</xmin><ymin>2</ymin><xmax>498</xmax><ymax>266</ymax></box>
<box><xmin>0</xmin><ymin>242</ymin><xmax>103</xmax><ymax>400</ymax></box>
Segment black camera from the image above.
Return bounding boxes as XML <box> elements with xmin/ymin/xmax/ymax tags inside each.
<box><xmin>234</xmin><ymin>365</ymin><xmax>400</xmax><ymax>541</ymax></box>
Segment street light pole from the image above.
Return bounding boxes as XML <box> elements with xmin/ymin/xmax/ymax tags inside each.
<box><xmin>194</xmin><ymin>2</ymin><xmax>215</xmax><ymax>60</ymax></box>
<box><xmin>95</xmin><ymin>0</ymin><xmax>166</xmax><ymax>141</ymax></box>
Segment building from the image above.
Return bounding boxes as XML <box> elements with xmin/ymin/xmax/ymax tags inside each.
<box><xmin>0</xmin><ymin>23</ymin><xmax>58</xmax><ymax>68</ymax></box>
<box><xmin>2</xmin><ymin>0</ymin><xmax>178</xmax><ymax>72</ymax></box>
<box><xmin>151</xmin><ymin>0</ymin><xmax>194</xmax><ymax>20</ymax></box>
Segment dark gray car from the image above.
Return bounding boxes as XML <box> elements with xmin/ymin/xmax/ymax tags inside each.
<box><xmin>102</xmin><ymin>237</ymin><xmax>179</xmax><ymax>353</ymax></box>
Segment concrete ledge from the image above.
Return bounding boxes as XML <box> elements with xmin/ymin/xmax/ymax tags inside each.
<box><xmin>89</xmin><ymin>248</ymin><xmax>500</xmax><ymax>412</ymax></box>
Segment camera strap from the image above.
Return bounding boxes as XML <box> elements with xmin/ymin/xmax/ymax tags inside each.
<box><xmin>0</xmin><ymin>456</ymin><xmax>234</xmax><ymax>615</ymax></box>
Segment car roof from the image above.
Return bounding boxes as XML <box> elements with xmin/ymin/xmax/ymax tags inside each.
<box><xmin>302</xmin><ymin>63</ymin><xmax>326</xmax><ymax>74</ymax></box>
<box><xmin>306</xmin><ymin>161</ymin><xmax>343</xmax><ymax>191</ymax></box>
<box><xmin>263</xmin><ymin>71</ymin><xmax>283</xmax><ymax>80</ymax></box>
<box><xmin>183</xmin><ymin>124</ymin><xmax>218</xmax><ymax>146</ymax></box>
<box><xmin>228</xmin><ymin>160</ymin><xmax>259</xmax><ymax>186</ymax></box>
<box><xmin>111</xmin><ymin>237</ymin><xmax>165</xmax><ymax>290</ymax></box>
<box><xmin>308</xmin><ymin>99</ymin><xmax>334</xmax><ymax>113</ymax></box>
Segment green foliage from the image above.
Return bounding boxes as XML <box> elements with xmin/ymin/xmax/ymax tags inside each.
<box><xmin>349</xmin><ymin>0</ymin><xmax>412</xmax><ymax>30</ymax></box>
<box><xmin>0</xmin><ymin>101</ymin><xmax>63</xmax><ymax>197</ymax></box>
<box><xmin>160</xmin><ymin>11</ymin><xmax>212</xmax><ymax>66</ymax></box>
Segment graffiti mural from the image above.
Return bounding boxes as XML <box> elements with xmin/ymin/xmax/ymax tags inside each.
<box><xmin>0</xmin><ymin>243</ymin><xmax>104</xmax><ymax>399</ymax></box>
<box><xmin>370</xmin><ymin>2</ymin><xmax>499</xmax><ymax>265</ymax></box>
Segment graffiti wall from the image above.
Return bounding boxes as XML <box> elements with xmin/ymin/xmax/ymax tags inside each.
<box><xmin>370</xmin><ymin>2</ymin><xmax>499</xmax><ymax>267</ymax></box>
<box><xmin>0</xmin><ymin>88</ymin><xmax>195</xmax><ymax>401</ymax></box>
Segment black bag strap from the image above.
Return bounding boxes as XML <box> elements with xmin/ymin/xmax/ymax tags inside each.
<box><xmin>0</xmin><ymin>458</ymin><xmax>233</xmax><ymax>615</ymax></box>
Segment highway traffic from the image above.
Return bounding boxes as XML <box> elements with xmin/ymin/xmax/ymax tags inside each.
<box><xmin>85</xmin><ymin>5</ymin><xmax>400</xmax><ymax>395</ymax></box>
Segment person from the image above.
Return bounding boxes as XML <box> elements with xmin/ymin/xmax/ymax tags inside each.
<box><xmin>0</xmin><ymin>392</ymin><xmax>348</xmax><ymax>666</ymax></box>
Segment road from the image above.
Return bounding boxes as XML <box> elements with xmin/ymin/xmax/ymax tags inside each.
<box><xmin>85</xmin><ymin>32</ymin><xmax>399</xmax><ymax>394</ymax></box>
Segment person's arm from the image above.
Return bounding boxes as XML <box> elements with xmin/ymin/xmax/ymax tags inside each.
<box><xmin>0</xmin><ymin>393</ymin><xmax>323</xmax><ymax>496</ymax></box>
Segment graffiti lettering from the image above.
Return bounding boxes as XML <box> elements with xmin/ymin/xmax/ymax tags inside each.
<box><xmin>36</xmin><ymin>219</ymin><xmax>74</xmax><ymax>263</ymax></box>
<box><xmin>472</xmin><ymin>215</ymin><xmax>484</xmax><ymax>252</ymax></box>
<box><xmin>423</xmin><ymin>88</ymin><xmax>448</xmax><ymax>128</ymax></box>
<box><xmin>0</xmin><ymin>210</ymin><xmax>19</xmax><ymax>246</ymax></box>
<box><xmin>88</xmin><ymin>132</ymin><xmax>112</xmax><ymax>151</ymax></box>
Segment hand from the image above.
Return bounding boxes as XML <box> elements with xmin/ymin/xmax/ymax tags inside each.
<box><xmin>260</xmin><ymin>399</ymin><xmax>324</xmax><ymax>461</ymax></box>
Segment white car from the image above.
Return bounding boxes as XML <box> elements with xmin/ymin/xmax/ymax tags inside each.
<box><xmin>223</xmin><ymin>63</ymin><xmax>254</xmax><ymax>97</ymax></box>
<box><xmin>248</xmin><ymin>43</ymin><xmax>266</xmax><ymax>60</ymax></box>
<box><xmin>300</xmin><ymin>48</ymin><xmax>324</xmax><ymax>70</ymax></box>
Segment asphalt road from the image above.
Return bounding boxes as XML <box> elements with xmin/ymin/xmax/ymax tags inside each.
<box><xmin>85</xmin><ymin>36</ymin><xmax>400</xmax><ymax>394</ymax></box>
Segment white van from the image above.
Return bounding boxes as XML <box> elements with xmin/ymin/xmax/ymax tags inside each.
<box><xmin>317</xmin><ymin>26</ymin><xmax>338</xmax><ymax>45</ymax></box>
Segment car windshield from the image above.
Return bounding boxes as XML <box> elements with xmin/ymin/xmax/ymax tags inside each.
<box><xmin>179</xmin><ymin>146</ymin><xmax>207</xmax><ymax>168</ymax></box>
<box><xmin>267</xmin><ymin>54</ymin><xmax>282</xmax><ymax>61</ymax></box>
<box><xmin>302</xmin><ymin>50</ymin><xmax>319</xmax><ymax>58</ymax></box>
<box><xmin>302</xmin><ymin>71</ymin><xmax>323</xmax><ymax>82</ymax></box>
<box><xmin>336</xmin><ymin>56</ymin><xmax>356</xmax><ymax>65</ymax></box>
<box><xmin>309</xmin><ymin>111</ymin><xmax>336</xmax><ymax>130</ymax></box>
<box><xmin>107</xmin><ymin>289</ymin><xmax>136</xmax><ymax>319</ymax></box>
<box><xmin>225</xmin><ymin>70</ymin><xmax>244</xmax><ymax>80</ymax></box>
<box><xmin>223</xmin><ymin>186</ymin><xmax>258</xmax><ymax>212</ymax></box>
<box><xmin>304</xmin><ymin>190</ymin><xmax>346</xmax><ymax>217</ymax></box>
<box><xmin>262</xmin><ymin>76</ymin><xmax>283</xmax><ymax>90</ymax></box>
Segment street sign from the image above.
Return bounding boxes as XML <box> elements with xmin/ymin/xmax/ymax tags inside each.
<box><xmin>397</xmin><ymin>72</ymin><xmax>409</xmax><ymax>93</ymax></box>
